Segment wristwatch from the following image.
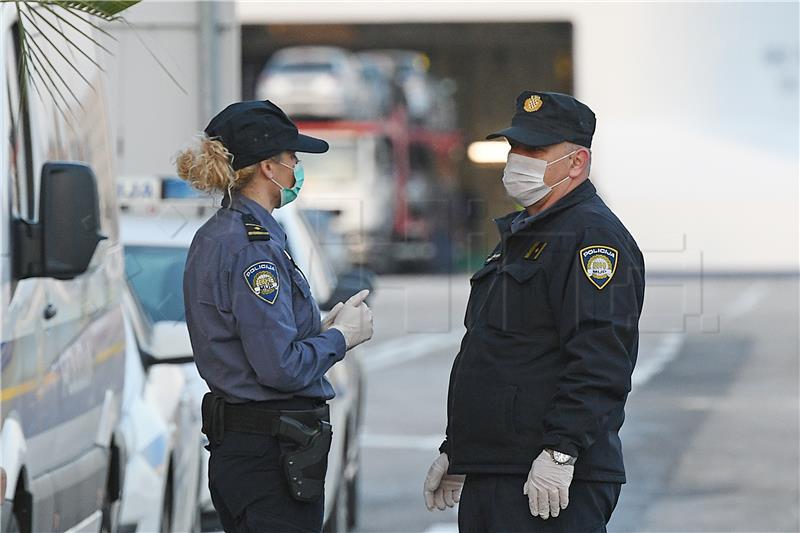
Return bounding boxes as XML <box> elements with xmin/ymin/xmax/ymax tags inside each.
<box><xmin>546</xmin><ymin>449</ymin><xmax>577</xmax><ymax>466</ymax></box>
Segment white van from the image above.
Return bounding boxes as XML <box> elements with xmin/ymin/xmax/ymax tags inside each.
<box><xmin>0</xmin><ymin>8</ymin><xmax>127</xmax><ymax>533</ymax></box>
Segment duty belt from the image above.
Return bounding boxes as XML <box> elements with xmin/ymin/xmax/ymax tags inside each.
<box><xmin>201</xmin><ymin>392</ymin><xmax>328</xmax><ymax>443</ymax></box>
<box><xmin>201</xmin><ymin>392</ymin><xmax>333</xmax><ymax>502</ymax></box>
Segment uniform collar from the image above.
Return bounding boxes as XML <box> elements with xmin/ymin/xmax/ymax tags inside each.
<box><xmin>222</xmin><ymin>191</ymin><xmax>287</xmax><ymax>243</ymax></box>
<box><xmin>500</xmin><ymin>179</ymin><xmax>597</xmax><ymax>236</ymax></box>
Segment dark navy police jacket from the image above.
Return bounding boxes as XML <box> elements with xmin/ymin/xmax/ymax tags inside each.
<box><xmin>442</xmin><ymin>179</ymin><xmax>645</xmax><ymax>483</ymax></box>
<box><xmin>183</xmin><ymin>192</ymin><xmax>346</xmax><ymax>403</ymax></box>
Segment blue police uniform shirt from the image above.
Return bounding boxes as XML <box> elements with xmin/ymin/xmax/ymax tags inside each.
<box><xmin>183</xmin><ymin>191</ymin><xmax>347</xmax><ymax>403</ymax></box>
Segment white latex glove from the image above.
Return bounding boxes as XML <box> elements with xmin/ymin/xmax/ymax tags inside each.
<box><xmin>321</xmin><ymin>302</ymin><xmax>344</xmax><ymax>332</ymax></box>
<box><xmin>423</xmin><ymin>453</ymin><xmax>465</xmax><ymax>511</ymax></box>
<box><xmin>523</xmin><ymin>450</ymin><xmax>574</xmax><ymax>520</ymax></box>
<box><xmin>330</xmin><ymin>289</ymin><xmax>373</xmax><ymax>350</ymax></box>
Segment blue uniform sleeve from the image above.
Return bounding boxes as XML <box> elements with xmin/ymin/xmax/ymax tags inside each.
<box><xmin>229</xmin><ymin>243</ymin><xmax>347</xmax><ymax>393</ymax></box>
<box><xmin>541</xmin><ymin>226</ymin><xmax>645</xmax><ymax>457</ymax></box>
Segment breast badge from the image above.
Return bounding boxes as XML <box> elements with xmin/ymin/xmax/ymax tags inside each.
<box><xmin>579</xmin><ymin>245</ymin><xmax>618</xmax><ymax>290</ymax></box>
<box><xmin>244</xmin><ymin>261</ymin><xmax>280</xmax><ymax>304</ymax></box>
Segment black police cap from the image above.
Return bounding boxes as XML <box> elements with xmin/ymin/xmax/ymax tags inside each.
<box><xmin>204</xmin><ymin>100</ymin><xmax>329</xmax><ymax>170</ymax></box>
<box><xmin>487</xmin><ymin>91</ymin><xmax>596</xmax><ymax>149</ymax></box>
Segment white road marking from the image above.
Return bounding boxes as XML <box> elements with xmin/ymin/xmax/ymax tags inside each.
<box><xmin>630</xmin><ymin>332</ymin><xmax>685</xmax><ymax>393</ymax></box>
<box><xmin>723</xmin><ymin>280</ymin><xmax>769</xmax><ymax>319</ymax></box>
<box><xmin>363</xmin><ymin>332</ymin><xmax>686</xmax><ymax>451</ymax></box>
<box><xmin>423</xmin><ymin>523</ymin><xmax>459</xmax><ymax>533</ymax></box>
<box><xmin>628</xmin><ymin>280</ymin><xmax>768</xmax><ymax>392</ymax></box>
<box><xmin>360</xmin><ymin>433</ymin><xmax>445</xmax><ymax>450</ymax></box>
<box><xmin>362</xmin><ymin>329</ymin><xmax>465</xmax><ymax>372</ymax></box>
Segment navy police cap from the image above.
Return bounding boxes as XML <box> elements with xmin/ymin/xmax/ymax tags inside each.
<box><xmin>487</xmin><ymin>91</ymin><xmax>596</xmax><ymax>149</ymax></box>
<box><xmin>204</xmin><ymin>100</ymin><xmax>329</xmax><ymax>171</ymax></box>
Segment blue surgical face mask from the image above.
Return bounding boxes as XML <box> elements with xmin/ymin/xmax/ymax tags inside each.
<box><xmin>270</xmin><ymin>159</ymin><xmax>304</xmax><ymax>207</ymax></box>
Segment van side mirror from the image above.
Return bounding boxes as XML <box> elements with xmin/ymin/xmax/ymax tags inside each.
<box><xmin>14</xmin><ymin>162</ymin><xmax>107</xmax><ymax>280</ymax></box>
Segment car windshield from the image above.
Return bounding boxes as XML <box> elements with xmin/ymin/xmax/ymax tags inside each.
<box><xmin>124</xmin><ymin>245</ymin><xmax>188</xmax><ymax>323</ymax></box>
<box><xmin>271</xmin><ymin>62</ymin><xmax>335</xmax><ymax>74</ymax></box>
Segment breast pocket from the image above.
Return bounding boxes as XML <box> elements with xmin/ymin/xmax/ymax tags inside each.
<box><xmin>487</xmin><ymin>262</ymin><xmax>551</xmax><ymax>334</ymax></box>
<box><xmin>464</xmin><ymin>262</ymin><xmax>497</xmax><ymax>329</ymax></box>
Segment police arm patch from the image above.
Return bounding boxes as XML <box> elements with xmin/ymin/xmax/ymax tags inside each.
<box><xmin>579</xmin><ymin>245</ymin><xmax>618</xmax><ymax>290</ymax></box>
<box><xmin>243</xmin><ymin>261</ymin><xmax>280</xmax><ymax>304</ymax></box>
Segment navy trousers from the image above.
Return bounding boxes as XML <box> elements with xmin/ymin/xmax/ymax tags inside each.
<box><xmin>458</xmin><ymin>474</ymin><xmax>621</xmax><ymax>533</ymax></box>
<box><xmin>207</xmin><ymin>430</ymin><xmax>325</xmax><ymax>533</ymax></box>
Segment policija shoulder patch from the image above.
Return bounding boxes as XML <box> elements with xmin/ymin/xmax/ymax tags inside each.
<box><xmin>579</xmin><ymin>245</ymin><xmax>618</xmax><ymax>290</ymax></box>
<box><xmin>243</xmin><ymin>261</ymin><xmax>279</xmax><ymax>304</ymax></box>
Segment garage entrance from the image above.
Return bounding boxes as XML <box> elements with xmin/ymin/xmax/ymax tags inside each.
<box><xmin>241</xmin><ymin>22</ymin><xmax>573</xmax><ymax>267</ymax></box>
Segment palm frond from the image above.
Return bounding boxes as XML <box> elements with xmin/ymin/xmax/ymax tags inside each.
<box><xmin>121</xmin><ymin>18</ymin><xmax>188</xmax><ymax>95</ymax></box>
<box><xmin>41</xmin><ymin>1</ymin><xmax>120</xmax><ymax>42</ymax></box>
<box><xmin>51</xmin><ymin>1</ymin><xmax>139</xmax><ymax>21</ymax></box>
<box><xmin>38</xmin><ymin>2</ymin><xmax>113</xmax><ymax>55</ymax></box>
<box><xmin>3</xmin><ymin>0</ymin><xmax>141</xmax><ymax>128</ymax></box>
<box><xmin>21</xmin><ymin>8</ymin><xmax>86</xmax><ymax>110</ymax></box>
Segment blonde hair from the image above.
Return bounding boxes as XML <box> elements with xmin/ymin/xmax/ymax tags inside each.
<box><xmin>174</xmin><ymin>135</ymin><xmax>259</xmax><ymax>202</ymax></box>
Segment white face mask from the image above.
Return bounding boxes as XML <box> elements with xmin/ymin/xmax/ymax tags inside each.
<box><xmin>502</xmin><ymin>150</ymin><xmax>577</xmax><ymax>207</ymax></box>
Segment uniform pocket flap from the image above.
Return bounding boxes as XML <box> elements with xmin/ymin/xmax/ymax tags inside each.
<box><xmin>501</xmin><ymin>262</ymin><xmax>541</xmax><ymax>284</ymax></box>
<box><xmin>470</xmin><ymin>263</ymin><xmax>497</xmax><ymax>283</ymax></box>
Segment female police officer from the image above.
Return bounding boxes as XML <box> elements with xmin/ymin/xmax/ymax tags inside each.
<box><xmin>176</xmin><ymin>100</ymin><xmax>373</xmax><ymax>532</ymax></box>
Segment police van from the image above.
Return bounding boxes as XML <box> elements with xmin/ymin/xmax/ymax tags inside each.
<box><xmin>0</xmin><ymin>7</ymin><xmax>127</xmax><ymax>533</ymax></box>
<box><xmin>117</xmin><ymin>177</ymin><xmax>367</xmax><ymax>532</ymax></box>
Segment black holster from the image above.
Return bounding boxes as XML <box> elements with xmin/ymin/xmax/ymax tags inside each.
<box><xmin>274</xmin><ymin>416</ymin><xmax>333</xmax><ymax>502</ymax></box>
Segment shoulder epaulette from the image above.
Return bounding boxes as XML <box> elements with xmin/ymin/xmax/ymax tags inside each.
<box><xmin>241</xmin><ymin>213</ymin><xmax>270</xmax><ymax>242</ymax></box>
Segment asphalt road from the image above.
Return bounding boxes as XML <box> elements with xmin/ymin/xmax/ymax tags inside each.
<box><xmin>352</xmin><ymin>274</ymin><xmax>800</xmax><ymax>533</ymax></box>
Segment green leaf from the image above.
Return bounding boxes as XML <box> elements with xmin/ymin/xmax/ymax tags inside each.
<box><xmin>6</xmin><ymin>0</ymin><xmax>141</xmax><ymax>128</ymax></box>
<box><xmin>50</xmin><ymin>1</ymin><xmax>141</xmax><ymax>20</ymax></box>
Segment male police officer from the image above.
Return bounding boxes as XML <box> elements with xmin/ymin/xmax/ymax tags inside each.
<box><xmin>423</xmin><ymin>91</ymin><xmax>645</xmax><ymax>531</ymax></box>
